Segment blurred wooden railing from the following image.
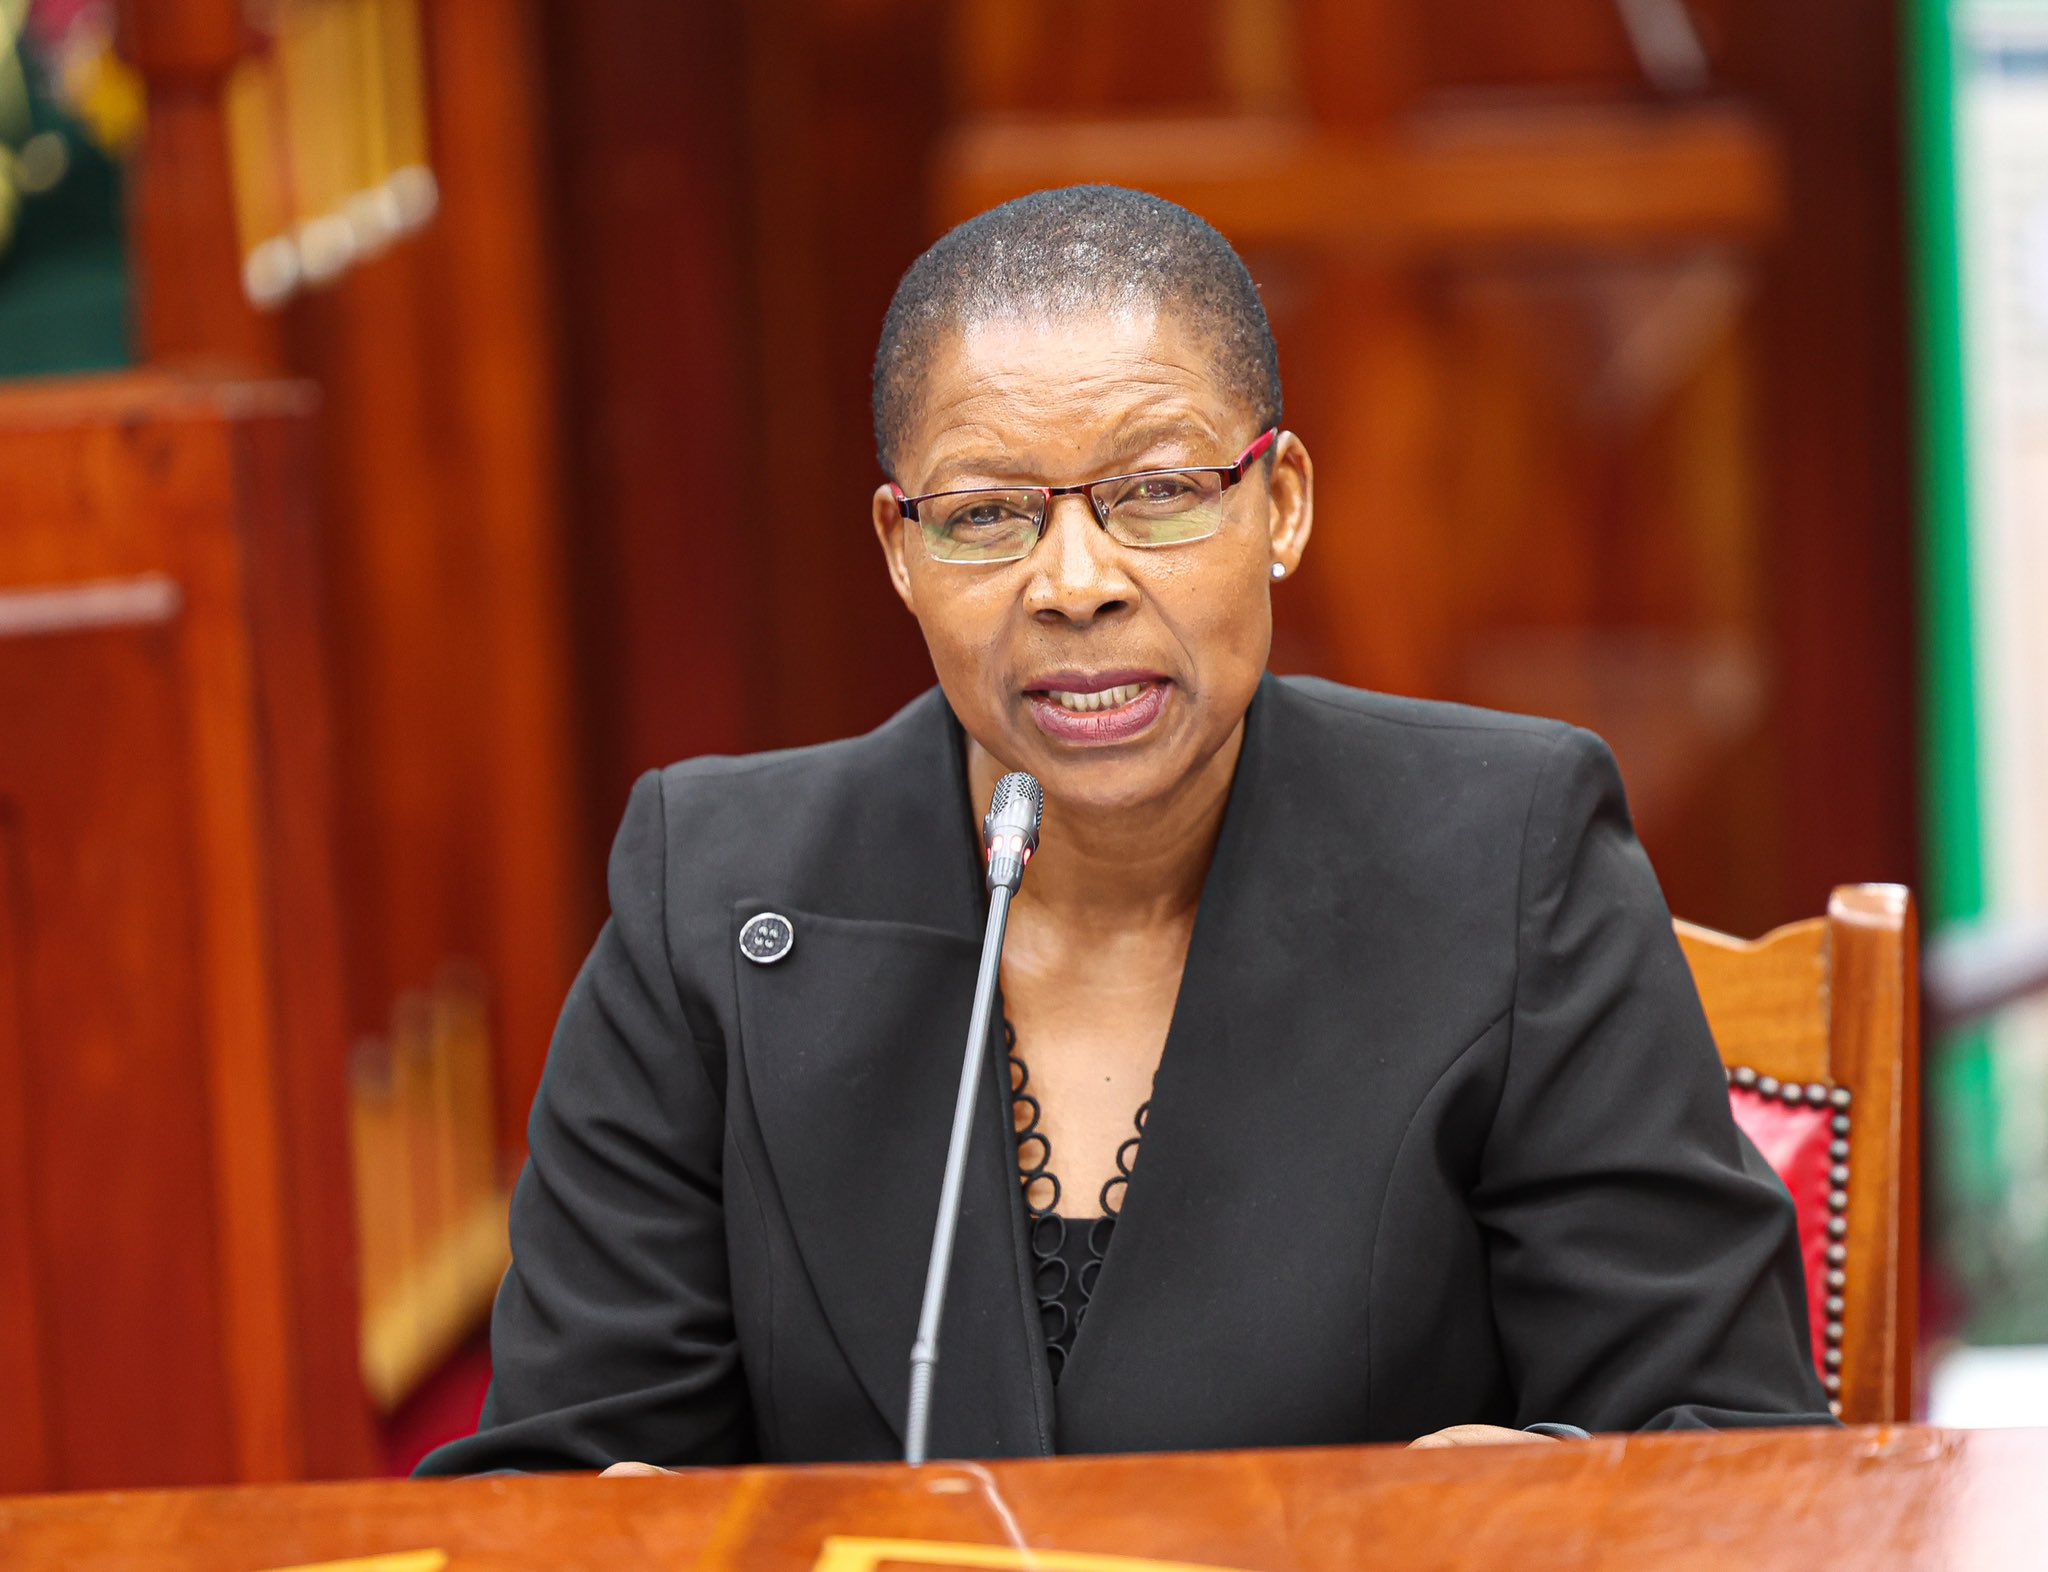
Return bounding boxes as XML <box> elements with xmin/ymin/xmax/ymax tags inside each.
<box><xmin>350</xmin><ymin>970</ymin><xmax>510</xmax><ymax>1413</ymax></box>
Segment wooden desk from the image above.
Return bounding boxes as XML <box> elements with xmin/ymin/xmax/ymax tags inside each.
<box><xmin>2</xmin><ymin>1426</ymin><xmax>2043</xmax><ymax>1571</ymax></box>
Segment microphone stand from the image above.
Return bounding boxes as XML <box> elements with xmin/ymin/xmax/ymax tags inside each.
<box><xmin>905</xmin><ymin>770</ymin><xmax>1039</xmax><ymax>1467</ymax></box>
<box><xmin>903</xmin><ymin>879</ymin><xmax>1014</xmax><ymax>1467</ymax></box>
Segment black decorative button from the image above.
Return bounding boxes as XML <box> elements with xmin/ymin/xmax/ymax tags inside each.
<box><xmin>739</xmin><ymin>912</ymin><xmax>794</xmax><ymax>965</ymax></box>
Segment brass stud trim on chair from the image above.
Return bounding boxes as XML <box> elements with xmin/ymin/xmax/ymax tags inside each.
<box><xmin>1726</xmin><ymin>1062</ymin><xmax>1850</xmax><ymax>1421</ymax></box>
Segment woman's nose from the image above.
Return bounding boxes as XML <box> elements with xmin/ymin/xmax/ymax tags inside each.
<box><xmin>1025</xmin><ymin>493</ymin><xmax>1134</xmax><ymax>625</ymax></box>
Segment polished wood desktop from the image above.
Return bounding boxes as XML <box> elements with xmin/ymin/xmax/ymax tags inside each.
<box><xmin>2</xmin><ymin>1427</ymin><xmax>2042</xmax><ymax>1571</ymax></box>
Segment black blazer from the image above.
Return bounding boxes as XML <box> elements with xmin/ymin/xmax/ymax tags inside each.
<box><xmin>420</xmin><ymin>676</ymin><xmax>1831</xmax><ymax>1474</ymax></box>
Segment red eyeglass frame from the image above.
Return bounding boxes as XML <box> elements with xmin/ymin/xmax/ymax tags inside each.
<box><xmin>888</xmin><ymin>427</ymin><xmax>1279</xmax><ymax>532</ymax></box>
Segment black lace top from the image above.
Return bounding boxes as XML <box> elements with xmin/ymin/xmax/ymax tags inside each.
<box><xmin>1005</xmin><ymin>1020</ymin><xmax>1150</xmax><ymax>1383</ymax></box>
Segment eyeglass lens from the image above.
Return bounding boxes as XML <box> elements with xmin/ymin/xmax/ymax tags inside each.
<box><xmin>921</xmin><ymin>469</ymin><xmax>1232</xmax><ymax>563</ymax></box>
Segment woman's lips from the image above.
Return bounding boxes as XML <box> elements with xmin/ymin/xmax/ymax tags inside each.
<box><xmin>1024</xmin><ymin>678</ymin><xmax>1172</xmax><ymax>744</ymax></box>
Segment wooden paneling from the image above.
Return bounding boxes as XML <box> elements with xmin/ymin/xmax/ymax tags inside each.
<box><xmin>57</xmin><ymin>0</ymin><xmax>1918</xmax><ymax>1484</ymax></box>
<box><xmin>907</xmin><ymin>0</ymin><xmax>1910</xmax><ymax>935</ymax></box>
<box><xmin>0</xmin><ymin>373</ymin><xmax>375</xmax><ymax>1488</ymax></box>
<box><xmin>531</xmin><ymin>0</ymin><xmax>1914</xmax><ymax>937</ymax></box>
<box><xmin>1723</xmin><ymin>0</ymin><xmax>1922</xmax><ymax>921</ymax></box>
<box><xmin>123</xmin><ymin>0</ymin><xmax>595</xmax><ymax>1163</ymax></box>
<box><xmin>935</xmin><ymin>105</ymin><xmax>1779</xmax><ymax>255</ymax></box>
<box><xmin>231</xmin><ymin>383</ymin><xmax>379</xmax><ymax>1481</ymax></box>
<box><xmin>541</xmin><ymin>0</ymin><xmax>762</xmax><ymax>798</ymax></box>
<box><xmin>0</xmin><ymin>599</ymin><xmax>233</xmax><ymax>1488</ymax></box>
<box><xmin>276</xmin><ymin>0</ymin><xmax>592</xmax><ymax>1157</ymax></box>
<box><xmin>0</xmin><ymin>777</ymin><xmax>48</xmax><ymax>1490</ymax></box>
<box><xmin>417</xmin><ymin>1</ymin><xmax>588</xmax><ymax>1129</ymax></box>
<box><xmin>112</xmin><ymin>1</ymin><xmax>1918</xmax><ymax>1114</ymax></box>
<box><xmin>102</xmin><ymin>0</ymin><xmax>598</xmax><ymax>1457</ymax></box>
<box><xmin>542</xmin><ymin>0</ymin><xmax>941</xmax><ymax>788</ymax></box>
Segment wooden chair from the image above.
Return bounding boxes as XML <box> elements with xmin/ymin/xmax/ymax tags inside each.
<box><xmin>1675</xmin><ymin>885</ymin><xmax>1920</xmax><ymax>1423</ymax></box>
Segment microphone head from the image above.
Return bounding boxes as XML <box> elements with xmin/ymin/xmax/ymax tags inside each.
<box><xmin>982</xmin><ymin>771</ymin><xmax>1043</xmax><ymax>893</ymax></box>
<box><xmin>988</xmin><ymin>770</ymin><xmax>1044</xmax><ymax>838</ymax></box>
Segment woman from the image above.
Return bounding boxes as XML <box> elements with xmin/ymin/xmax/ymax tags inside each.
<box><xmin>420</xmin><ymin>186</ymin><xmax>1830</xmax><ymax>1475</ymax></box>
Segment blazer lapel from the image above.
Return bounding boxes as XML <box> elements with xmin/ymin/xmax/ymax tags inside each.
<box><xmin>731</xmin><ymin>697</ymin><xmax>1052</xmax><ymax>1459</ymax></box>
<box><xmin>1054</xmin><ymin>677</ymin><xmax>1397</xmax><ymax>1450</ymax></box>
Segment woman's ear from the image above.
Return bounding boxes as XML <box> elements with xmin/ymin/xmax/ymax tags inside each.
<box><xmin>872</xmin><ymin>484</ymin><xmax>918</xmax><ymax>611</ymax></box>
<box><xmin>1265</xmin><ymin>431</ymin><xmax>1314</xmax><ymax>577</ymax></box>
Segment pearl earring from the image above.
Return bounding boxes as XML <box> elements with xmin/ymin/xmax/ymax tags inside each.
<box><xmin>1271</xmin><ymin>562</ymin><xmax>1287</xmax><ymax>580</ymax></box>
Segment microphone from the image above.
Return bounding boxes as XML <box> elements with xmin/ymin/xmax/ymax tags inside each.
<box><xmin>904</xmin><ymin>770</ymin><xmax>1044</xmax><ymax>1466</ymax></box>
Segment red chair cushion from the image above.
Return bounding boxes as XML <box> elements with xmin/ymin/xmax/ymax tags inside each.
<box><xmin>1727</xmin><ymin>1083</ymin><xmax>1834</xmax><ymax>1375</ymax></box>
<box><xmin>379</xmin><ymin>1333</ymin><xmax>493</xmax><ymax>1476</ymax></box>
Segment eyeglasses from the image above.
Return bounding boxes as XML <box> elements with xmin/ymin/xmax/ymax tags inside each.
<box><xmin>889</xmin><ymin>428</ymin><xmax>1278</xmax><ymax>565</ymax></box>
